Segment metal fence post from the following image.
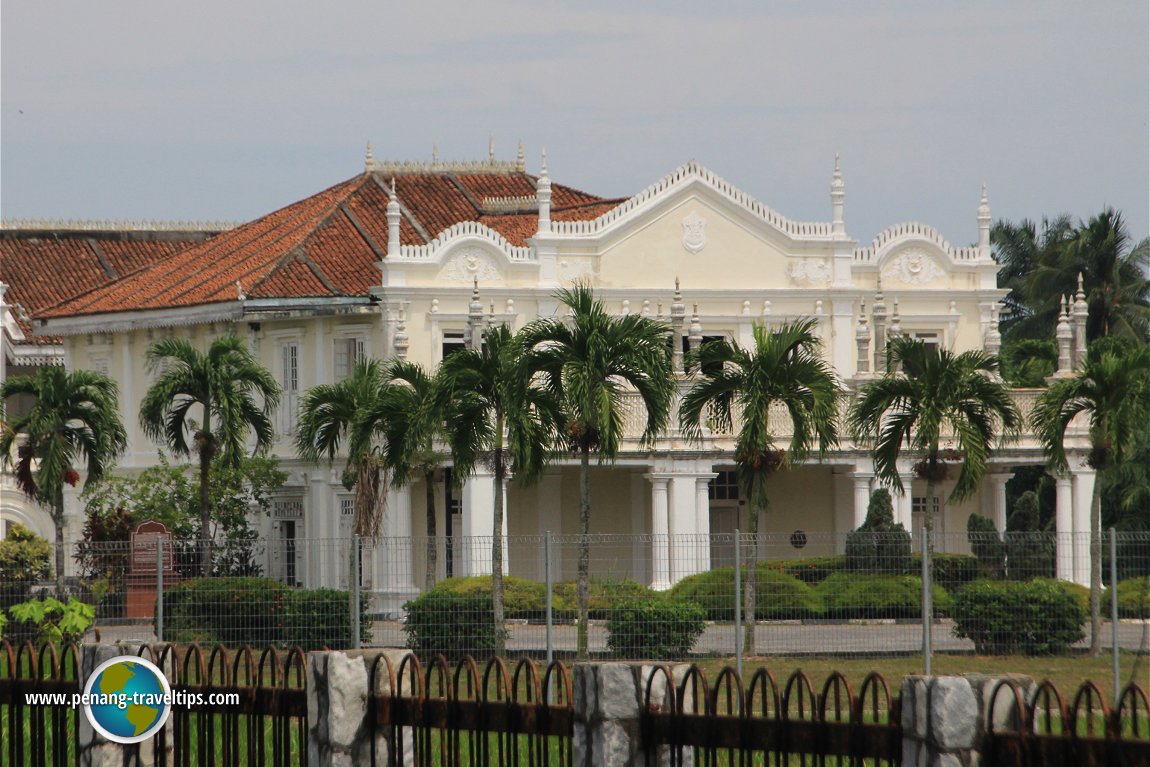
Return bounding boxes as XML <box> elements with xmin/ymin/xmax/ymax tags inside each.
<box><xmin>921</xmin><ymin>526</ymin><xmax>931</xmax><ymax>676</ymax></box>
<box><xmin>1110</xmin><ymin>527</ymin><xmax>1119</xmax><ymax>707</ymax></box>
<box><xmin>156</xmin><ymin>537</ymin><xmax>164</xmax><ymax>643</ymax></box>
<box><xmin>734</xmin><ymin>528</ymin><xmax>743</xmax><ymax>679</ymax></box>
<box><xmin>352</xmin><ymin>535</ymin><xmax>362</xmax><ymax>650</ymax></box>
<box><xmin>545</xmin><ymin>530</ymin><xmax>554</xmax><ymax>668</ymax></box>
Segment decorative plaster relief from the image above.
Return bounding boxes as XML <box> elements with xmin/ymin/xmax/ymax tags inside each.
<box><xmin>558</xmin><ymin>259</ymin><xmax>593</xmax><ymax>282</ymax></box>
<box><xmin>882</xmin><ymin>249</ymin><xmax>945</xmax><ymax>285</ymax></box>
<box><xmin>787</xmin><ymin>259</ymin><xmax>831</xmax><ymax>285</ymax></box>
<box><xmin>442</xmin><ymin>247</ymin><xmax>501</xmax><ymax>282</ymax></box>
<box><xmin>681</xmin><ymin>211</ymin><xmax>707</xmax><ymax>253</ymax></box>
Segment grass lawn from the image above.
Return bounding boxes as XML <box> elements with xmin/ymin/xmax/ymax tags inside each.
<box><xmin>693</xmin><ymin>650</ymin><xmax>1150</xmax><ymax>706</ymax></box>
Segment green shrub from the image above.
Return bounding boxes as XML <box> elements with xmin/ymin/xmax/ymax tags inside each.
<box><xmin>552</xmin><ymin>578</ymin><xmax>655</xmax><ymax>620</ymax></box>
<box><xmin>164</xmin><ymin>577</ymin><xmax>291</xmax><ymax>646</ymax></box>
<box><xmin>1105</xmin><ymin>577</ymin><xmax>1150</xmax><ymax>619</ymax></box>
<box><xmin>910</xmin><ymin>554</ymin><xmax>981</xmax><ymax>592</ymax></box>
<box><xmin>967</xmin><ymin>513</ymin><xmax>1006</xmax><ymax>578</ymax></box>
<box><xmin>668</xmin><ymin>565</ymin><xmax>824</xmax><ymax>620</ymax></box>
<box><xmin>403</xmin><ymin>590</ymin><xmax>506</xmax><ymax>659</ymax></box>
<box><xmin>951</xmin><ymin>579</ymin><xmax>1087</xmax><ymax>655</ymax></box>
<box><xmin>429</xmin><ymin>576</ymin><xmax>550</xmax><ymax>619</ymax></box>
<box><xmin>605</xmin><ymin>597</ymin><xmax>706</xmax><ymax>659</ymax></box>
<box><xmin>283</xmin><ymin>589</ymin><xmax>369</xmax><ymax>650</ymax></box>
<box><xmin>814</xmin><ymin>573</ymin><xmax>950</xmax><ymax>620</ymax></box>
<box><xmin>845</xmin><ymin>489</ymin><xmax>912</xmax><ymax>574</ymax></box>
<box><xmin>0</xmin><ymin>525</ymin><xmax>52</xmax><ymax>614</ymax></box>
<box><xmin>772</xmin><ymin>556</ymin><xmax>846</xmax><ymax>585</ymax></box>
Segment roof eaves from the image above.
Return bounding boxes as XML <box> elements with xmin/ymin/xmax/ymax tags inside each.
<box><xmin>38</xmin><ymin>301</ymin><xmax>244</xmax><ymax>336</ymax></box>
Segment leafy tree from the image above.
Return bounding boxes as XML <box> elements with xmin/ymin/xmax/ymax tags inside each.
<box><xmin>371</xmin><ymin>360</ymin><xmax>473</xmax><ymax>590</ymax></box>
<box><xmin>439</xmin><ymin>323</ymin><xmax>560</xmax><ymax>657</ymax></box>
<box><xmin>845</xmin><ymin>488</ymin><xmax>911</xmax><ymax>574</ymax></box>
<box><xmin>0</xmin><ymin>525</ymin><xmax>52</xmax><ymax>610</ymax></box>
<box><xmin>1032</xmin><ymin>339</ymin><xmax>1150</xmax><ymax>654</ymax></box>
<box><xmin>140</xmin><ymin>335</ymin><xmax>280</xmax><ymax>575</ymax></box>
<box><xmin>850</xmin><ymin>338</ymin><xmax>1022</xmax><ymax>552</ymax></box>
<box><xmin>999</xmin><ymin>338</ymin><xmax>1058</xmax><ymax>388</ymax></box>
<box><xmin>521</xmin><ymin>285</ymin><xmax>674</xmax><ymax>659</ymax></box>
<box><xmin>966</xmin><ymin>513</ymin><xmax>1005</xmax><ymax>578</ymax></box>
<box><xmin>0</xmin><ymin>366</ymin><xmax>127</xmax><ymax>593</ymax></box>
<box><xmin>680</xmin><ymin>319</ymin><xmax>839</xmax><ymax>654</ymax></box>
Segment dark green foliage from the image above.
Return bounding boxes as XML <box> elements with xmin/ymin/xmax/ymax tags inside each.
<box><xmin>668</xmin><ymin>565</ymin><xmax>824</xmax><ymax>620</ymax></box>
<box><xmin>814</xmin><ymin>573</ymin><xmax>951</xmax><ymax>620</ymax></box>
<box><xmin>1001</xmin><ymin>496</ymin><xmax>1056</xmax><ymax>579</ymax></box>
<box><xmin>1105</xmin><ymin>576</ymin><xmax>1150</xmax><ymax>619</ymax></box>
<box><xmin>967</xmin><ymin>513</ymin><xmax>1006</xmax><ymax>578</ymax></box>
<box><xmin>1000</xmin><ymin>339</ymin><xmax>1058</xmax><ymax>387</ymax></box>
<box><xmin>845</xmin><ymin>489</ymin><xmax>912</xmax><ymax>573</ymax></box>
<box><xmin>951</xmin><ymin>579</ymin><xmax>1087</xmax><ymax>655</ymax></box>
<box><xmin>910</xmin><ymin>553</ymin><xmax>982</xmax><ymax>592</ymax></box>
<box><xmin>0</xmin><ymin>525</ymin><xmax>52</xmax><ymax>613</ymax></box>
<box><xmin>430</xmin><ymin>575</ymin><xmax>653</xmax><ymax>620</ymax></box>
<box><xmin>403</xmin><ymin>590</ymin><xmax>507</xmax><ymax>660</ymax></box>
<box><xmin>551</xmin><ymin>579</ymin><xmax>655</xmax><ymax>620</ymax></box>
<box><xmin>605</xmin><ymin>597</ymin><xmax>706</xmax><ymax>660</ymax></box>
<box><xmin>162</xmin><ymin>577</ymin><xmax>364</xmax><ymax>648</ymax></box>
<box><xmin>772</xmin><ymin>555</ymin><xmax>847</xmax><ymax>584</ymax></box>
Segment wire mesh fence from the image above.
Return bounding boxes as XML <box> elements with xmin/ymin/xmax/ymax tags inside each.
<box><xmin>2</xmin><ymin>531</ymin><xmax>1148</xmax><ymax>664</ymax></box>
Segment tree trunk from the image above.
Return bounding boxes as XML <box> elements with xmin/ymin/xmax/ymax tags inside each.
<box><xmin>199</xmin><ymin>448</ymin><xmax>212</xmax><ymax>576</ymax></box>
<box><xmin>492</xmin><ymin>415</ymin><xmax>506</xmax><ymax>657</ymax></box>
<box><xmin>425</xmin><ymin>468</ymin><xmax>437</xmax><ymax>591</ymax></box>
<box><xmin>577</xmin><ymin>444</ymin><xmax>591</xmax><ymax>660</ymax></box>
<box><xmin>54</xmin><ymin>485</ymin><xmax>66</xmax><ymax>596</ymax></box>
<box><xmin>744</xmin><ymin>496</ymin><xmax>760</xmax><ymax>656</ymax></box>
<box><xmin>1089</xmin><ymin>470</ymin><xmax>1103</xmax><ymax>656</ymax></box>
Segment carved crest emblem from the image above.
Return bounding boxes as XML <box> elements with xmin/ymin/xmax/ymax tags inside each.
<box><xmin>681</xmin><ymin>211</ymin><xmax>707</xmax><ymax>253</ymax></box>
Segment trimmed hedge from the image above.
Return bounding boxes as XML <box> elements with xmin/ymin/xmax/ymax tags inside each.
<box><xmin>605</xmin><ymin>597</ymin><xmax>705</xmax><ymax>659</ymax></box>
<box><xmin>163</xmin><ymin>577</ymin><xmax>366</xmax><ymax>648</ymax></box>
<box><xmin>1105</xmin><ymin>577</ymin><xmax>1150</xmax><ymax>619</ymax></box>
<box><xmin>814</xmin><ymin>573</ymin><xmax>951</xmax><ymax>620</ymax></box>
<box><xmin>910</xmin><ymin>554</ymin><xmax>982</xmax><ymax>593</ymax></box>
<box><xmin>403</xmin><ymin>590</ymin><xmax>506</xmax><ymax>659</ymax></box>
<box><xmin>668</xmin><ymin>565</ymin><xmax>824</xmax><ymax>620</ymax></box>
<box><xmin>951</xmin><ymin>579</ymin><xmax>1086</xmax><ymax>655</ymax></box>
<box><xmin>772</xmin><ymin>556</ymin><xmax>847</xmax><ymax>585</ymax></box>
<box><xmin>552</xmin><ymin>579</ymin><xmax>655</xmax><ymax>620</ymax></box>
<box><xmin>428</xmin><ymin>576</ymin><xmax>654</xmax><ymax>621</ymax></box>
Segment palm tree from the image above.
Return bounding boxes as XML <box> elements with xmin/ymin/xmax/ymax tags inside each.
<box><xmin>295</xmin><ymin>358</ymin><xmax>391</xmax><ymax>541</ymax></box>
<box><xmin>438</xmin><ymin>323</ymin><xmax>559</xmax><ymax>656</ymax></box>
<box><xmin>371</xmin><ymin>359</ymin><xmax>474</xmax><ymax>590</ymax></box>
<box><xmin>140</xmin><ymin>335</ymin><xmax>280</xmax><ymax>576</ymax></box>
<box><xmin>0</xmin><ymin>366</ymin><xmax>128</xmax><ymax>593</ymax></box>
<box><xmin>1032</xmin><ymin>340</ymin><xmax>1150</xmax><ymax>654</ymax></box>
<box><xmin>849</xmin><ymin>337</ymin><xmax>1022</xmax><ymax>598</ymax></box>
<box><xmin>680</xmin><ymin>319</ymin><xmax>840</xmax><ymax>654</ymax></box>
<box><xmin>521</xmin><ymin>285</ymin><xmax>674</xmax><ymax>659</ymax></box>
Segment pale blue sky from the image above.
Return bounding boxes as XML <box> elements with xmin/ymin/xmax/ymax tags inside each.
<box><xmin>2</xmin><ymin>1</ymin><xmax>1147</xmax><ymax>246</ymax></box>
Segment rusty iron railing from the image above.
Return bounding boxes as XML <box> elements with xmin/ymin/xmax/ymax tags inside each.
<box><xmin>368</xmin><ymin>653</ymin><xmax>574</xmax><ymax>766</ymax></box>
<box><xmin>642</xmin><ymin>665</ymin><xmax>902</xmax><ymax>766</ymax></box>
<box><xmin>0</xmin><ymin>641</ymin><xmax>82</xmax><ymax>766</ymax></box>
<box><xmin>986</xmin><ymin>678</ymin><xmax>1150</xmax><ymax>766</ymax></box>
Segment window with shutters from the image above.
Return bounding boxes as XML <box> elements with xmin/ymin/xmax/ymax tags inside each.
<box><xmin>334</xmin><ymin>336</ymin><xmax>366</xmax><ymax>380</ymax></box>
<box><xmin>280</xmin><ymin>341</ymin><xmax>299</xmax><ymax>435</ymax></box>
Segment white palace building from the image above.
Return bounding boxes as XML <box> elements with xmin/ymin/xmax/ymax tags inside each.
<box><xmin>1</xmin><ymin>146</ymin><xmax>1094</xmax><ymax>613</ymax></box>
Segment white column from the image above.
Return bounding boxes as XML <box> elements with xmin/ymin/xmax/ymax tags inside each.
<box><xmin>377</xmin><ymin>484</ymin><xmax>417</xmax><ymax>618</ymax></box>
<box><xmin>694</xmin><ymin>474</ymin><xmax>716</xmax><ymax>575</ymax></box>
<box><xmin>895</xmin><ymin>470</ymin><xmax>915</xmax><ymax>532</ymax></box>
<box><xmin>852</xmin><ymin>473</ymin><xmax>874</xmax><ymax>529</ymax></box>
<box><xmin>1071</xmin><ymin>468</ymin><xmax>1095</xmax><ymax>587</ymax></box>
<box><xmin>987</xmin><ymin>473</ymin><xmax>1012</xmax><ymax>532</ymax></box>
<box><xmin>500</xmin><ymin>476</ymin><xmax>511</xmax><ymax>576</ymax></box>
<box><xmin>1054</xmin><ymin>474</ymin><xmax>1074</xmax><ymax>581</ymax></box>
<box><xmin>668</xmin><ymin>475</ymin><xmax>697</xmax><ymax>584</ymax></box>
<box><xmin>461</xmin><ymin>470</ymin><xmax>496</xmax><ymax>575</ymax></box>
<box><xmin>306</xmin><ymin>471</ymin><xmax>328</xmax><ymax>588</ymax></box>
<box><xmin>537</xmin><ymin>472</ymin><xmax>563</xmax><ymax>580</ymax></box>
<box><xmin>646</xmin><ymin>474</ymin><xmax>671</xmax><ymax>590</ymax></box>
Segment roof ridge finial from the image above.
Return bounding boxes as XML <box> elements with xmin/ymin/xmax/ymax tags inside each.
<box><xmin>364</xmin><ymin>140</ymin><xmax>374</xmax><ymax>173</ymax></box>
<box><xmin>489</xmin><ymin>133</ymin><xmax>495</xmax><ymax>163</ymax></box>
<box><xmin>540</xmin><ymin>147</ymin><xmax>548</xmax><ymax>177</ymax></box>
<box><xmin>516</xmin><ymin>139</ymin><xmax>525</xmax><ymax>172</ymax></box>
<box><xmin>389</xmin><ymin>177</ymin><xmax>397</xmax><ymax>200</ymax></box>
<box><xmin>433</xmin><ymin>143</ymin><xmax>439</xmax><ymax>164</ymax></box>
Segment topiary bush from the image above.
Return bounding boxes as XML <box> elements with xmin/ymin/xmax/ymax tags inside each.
<box><xmin>605</xmin><ymin>597</ymin><xmax>706</xmax><ymax>660</ymax></box>
<box><xmin>428</xmin><ymin>576</ymin><xmax>550</xmax><ymax>620</ymax></box>
<box><xmin>773</xmin><ymin>555</ymin><xmax>846</xmax><ymax>585</ymax></box>
<box><xmin>951</xmin><ymin>579</ymin><xmax>1087</xmax><ymax>655</ymax></box>
<box><xmin>552</xmin><ymin>578</ymin><xmax>655</xmax><ymax>620</ymax></box>
<box><xmin>814</xmin><ymin>572</ymin><xmax>951</xmax><ymax>620</ymax></box>
<box><xmin>967</xmin><ymin>513</ymin><xmax>1006</xmax><ymax>578</ymax></box>
<box><xmin>845</xmin><ymin>489</ymin><xmax>912</xmax><ymax>574</ymax></box>
<box><xmin>283</xmin><ymin>588</ymin><xmax>369</xmax><ymax>650</ymax></box>
<box><xmin>668</xmin><ymin>565</ymin><xmax>824</xmax><ymax>620</ymax></box>
<box><xmin>910</xmin><ymin>553</ymin><xmax>982</xmax><ymax>593</ymax></box>
<box><xmin>1105</xmin><ymin>576</ymin><xmax>1150</xmax><ymax>619</ymax></box>
<box><xmin>403</xmin><ymin>590</ymin><xmax>506</xmax><ymax>660</ymax></box>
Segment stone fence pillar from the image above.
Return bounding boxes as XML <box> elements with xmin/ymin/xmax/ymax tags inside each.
<box><xmin>901</xmin><ymin>674</ymin><xmax>1035</xmax><ymax>767</ymax></box>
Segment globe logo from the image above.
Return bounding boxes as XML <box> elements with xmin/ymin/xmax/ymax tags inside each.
<box><xmin>83</xmin><ymin>656</ymin><xmax>172</xmax><ymax>744</ymax></box>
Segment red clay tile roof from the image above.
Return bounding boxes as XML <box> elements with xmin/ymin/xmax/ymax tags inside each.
<box><xmin>0</xmin><ymin>231</ymin><xmax>208</xmax><ymax>342</ymax></box>
<box><xmin>36</xmin><ymin>170</ymin><xmax>625</xmax><ymax>321</ymax></box>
